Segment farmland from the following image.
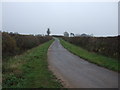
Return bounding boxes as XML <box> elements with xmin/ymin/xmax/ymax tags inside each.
<box><xmin>2</xmin><ymin>32</ymin><xmax>119</xmax><ymax>88</ymax></box>
<box><xmin>1</xmin><ymin>2</ymin><xmax>119</xmax><ymax>88</ymax></box>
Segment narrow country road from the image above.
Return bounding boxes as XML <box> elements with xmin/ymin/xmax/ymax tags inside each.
<box><xmin>47</xmin><ymin>38</ymin><xmax>118</xmax><ymax>88</ymax></box>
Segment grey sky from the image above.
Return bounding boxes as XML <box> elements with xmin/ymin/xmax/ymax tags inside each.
<box><xmin>2</xmin><ymin>2</ymin><xmax>118</xmax><ymax>36</ymax></box>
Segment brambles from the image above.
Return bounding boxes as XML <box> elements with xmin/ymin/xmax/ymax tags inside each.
<box><xmin>2</xmin><ymin>32</ymin><xmax>52</xmax><ymax>59</ymax></box>
<box><xmin>62</xmin><ymin>36</ymin><xmax>119</xmax><ymax>59</ymax></box>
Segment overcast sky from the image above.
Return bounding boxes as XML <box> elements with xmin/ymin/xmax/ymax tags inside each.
<box><xmin>2</xmin><ymin>2</ymin><xmax>118</xmax><ymax>36</ymax></box>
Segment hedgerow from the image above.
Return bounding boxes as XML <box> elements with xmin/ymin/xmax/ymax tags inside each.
<box><xmin>2</xmin><ymin>32</ymin><xmax>52</xmax><ymax>59</ymax></box>
<box><xmin>62</xmin><ymin>36</ymin><xmax>119</xmax><ymax>60</ymax></box>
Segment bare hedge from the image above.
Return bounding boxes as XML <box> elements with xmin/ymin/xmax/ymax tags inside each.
<box><xmin>62</xmin><ymin>36</ymin><xmax>119</xmax><ymax>60</ymax></box>
<box><xmin>2</xmin><ymin>32</ymin><xmax>52</xmax><ymax>58</ymax></box>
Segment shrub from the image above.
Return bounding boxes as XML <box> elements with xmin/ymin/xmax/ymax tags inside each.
<box><xmin>62</xmin><ymin>36</ymin><xmax>119</xmax><ymax>59</ymax></box>
<box><xmin>2</xmin><ymin>32</ymin><xmax>18</xmax><ymax>57</ymax></box>
<box><xmin>2</xmin><ymin>32</ymin><xmax>52</xmax><ymax>59</ymax></box>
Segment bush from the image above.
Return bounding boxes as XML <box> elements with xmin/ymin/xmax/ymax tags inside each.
<box><xmin>2</xmin><ymin>32</ymin><xmax>18</xmax><ymax>57</ymax></box>
<box><xmin>2</xmin><ymin>32</ymin><xmax>52</xmax><ymax>59</ymax></box>
<box><xmin>62</xmin><ymin>36</ymin><xmax>119</xmax><ymax>59</ymax></box>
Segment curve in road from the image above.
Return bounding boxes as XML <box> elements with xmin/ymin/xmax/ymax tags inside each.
<box><xmin>47</xmin><ymin>38</ymin><xmax>118</xmax><ymax>88</ymax></box>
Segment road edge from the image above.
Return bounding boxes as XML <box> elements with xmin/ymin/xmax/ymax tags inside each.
<box><xmin>47</xmin><ymin>40</ymin><xmax>72</xmax><ymax>88</ymax></box>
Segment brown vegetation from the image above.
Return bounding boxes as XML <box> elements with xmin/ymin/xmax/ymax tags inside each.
<box><xmin>62</xmin><ymin>36</ymin><xmax>119</xmax><ymax>60</ymax></box>
<box><xmin>2</xmin><ymin>32</ymin><xmax>52</xmax><ymax>59</ymax></box>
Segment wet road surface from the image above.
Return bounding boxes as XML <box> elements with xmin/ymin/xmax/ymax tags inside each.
<box><xmin>47</xmin><ymin>38</ymin><xmax>118</xmax><ymax>88</ymax></box>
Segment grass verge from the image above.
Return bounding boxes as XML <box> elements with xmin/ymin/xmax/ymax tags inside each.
<box><xmin>3</xmin><ymin>40</ymin><xmax>63</xmax><ymax>88</ymax></box>
<box><xmin>60</xmin><ymin>39</ymin><xmax>119</xmax><ymax>72</ymax></box>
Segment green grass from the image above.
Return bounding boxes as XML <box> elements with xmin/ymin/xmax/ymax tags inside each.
<box><xmin>3</xmin><ymin>40</ymin><xmax>63</xmax><ymax>88</ymax></box>
<box><xmin>60</xmin><ymin>39</ymin><xmax>119</xmax><ymax>72</ymax></box>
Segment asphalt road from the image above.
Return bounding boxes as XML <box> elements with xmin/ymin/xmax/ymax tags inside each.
<box><xmin>47</xmin><ymin>38</ymin><xmax>118</xmax><ymax>88</ymax></box>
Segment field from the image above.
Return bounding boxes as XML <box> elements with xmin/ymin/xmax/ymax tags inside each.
<box><xmin>2</xmin><ymin>32</ymin><xmax>119</xmax><ymax>88</ymax></box>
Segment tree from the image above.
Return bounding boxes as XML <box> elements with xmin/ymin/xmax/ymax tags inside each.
<box><xmin>64</xmin><ymin>32</ymin><xmax>69</xmax><ymax>37</ymax></box>
<box><xmin>70</xmin><ymin>33</ymin><xmax>74</xmax><ymax>37</ymax></box>
<box><xmin>47</xmin><ymin>28</ymin><xmax>50</xmax><ymax>36</ymax></box>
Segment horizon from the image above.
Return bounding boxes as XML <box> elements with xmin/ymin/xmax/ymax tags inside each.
<box><xmin>1</xmin><ymin>2</ymin><xmax>118</xmax><ymax>37</ymax></box>
<box><xmin>1</xmin><ymin>30</ymin><xmax>119</xmax><ymax>37</ymax></box>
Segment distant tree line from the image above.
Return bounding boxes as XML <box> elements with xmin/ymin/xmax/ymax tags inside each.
<box><xmin>2</xmin><ymin>32</ymin><xmax>52</xmax><ymax>59</ymax></box>
<box><xmin>62</xmin><ymin>36</ymin><xmax>119</xmax><ymax>60</ymax></box>
<box><xmin>63</xmin><ymin>31</ymin><xmax>93</xmax><ymax>37</ymax></box>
